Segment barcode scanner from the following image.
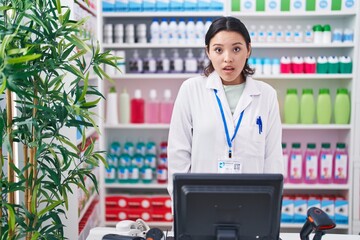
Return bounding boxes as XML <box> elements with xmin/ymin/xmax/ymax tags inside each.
<box><xmin>300</xmin><ymin>207</ymin><xmax>336</xmax><ymax>240</ymax></box>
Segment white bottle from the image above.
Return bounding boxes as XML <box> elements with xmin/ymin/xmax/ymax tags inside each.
<box><xmin>144</xmin><ymin>50</ymin><xmax>157</xmax><ymax>73</ymax></box>
<box><xmin>249</xmin><ymin>25</ymin><xmax>258</xmax><ymax>42</ymax></box>
<box><xmin>285</xmin><ymin>25</ymin><xmax>294</xmax><ymax>43</ymax></box>
<box><xmin>157</xmin><ymin>49</ymin><xmax>170</xmax><ymax>73</ymax></box>
<box><xmin>204</xmin><ymin>18</ymin><xmax>212</xmax><ymax>35</ymax></box>
<box><xmin>185</xmin><ymin>49</ymin><xmax>198</xmax><ymax>73</ymax></box>
<box><xmin>177</xmin><ymin>18</ymin><xmax>187</xmax><ymax>45</ymax></box>
<box><xmin>103</xmin><ymin>23</ymin><xmax>113</xmax><ymax>44</ymax></box>
<box><xmin>119</xmin><ymin>88</ymin><xmax>130</xmax><ymax>124</ymax></box>
<box><xmin>275</xmin><ymin>25</ymin><xmax>284</xmax><ymax>43</ymax></box>
<box><xmin>168</xmin><ymin>18</ymin><xmax>178</xmax><ymax>44</ymax></box>
<box><xmin>160</xmin><ymin>18</ymin><xmax>169</xmax><ymax>44</ymax></box>
<box><xmin>136</xmin><ymin>23</ymin><xmax>147</xmax><ymax>43</ymax></box>
<box><xmin>186</xmin><ymin>18</ymin><xmax>196</xmax><ymax>44</ymax></box>
<box><xmin>304</xmin><ymin>25</ymin><xmax>314</xmax><ymax>43</ymax></box>
<box><xmin>160</xmin><ymin>89</ymin><xmax>174</xmax><ymax>124</ymax></box>
<box><xmin>294</xmin><ymin>25</ymin><xmax>304</xmax><ymax>43</ymax></box>
<box><xmin>195</xmin><ymin>18</ymin><xmax>205</xmax><ymax>45</ymax></box>
<box><xmin>171</xmin><ymin>49</ymin><xmax>184</xmax><ymax>73</ymax></box>
<box><xmin>266</xmin><ymin>25</ymin><xmax>275</xmax><ymax>43</ymax></box>
<box><xmin>125</xmin><ymin>24</ymin><xmax>135</xmax><ymax>44</ymax></box>
<box><xmin>150</xmin><ymin>18</ymin><xmax>160</xmax><ymax>44</ymax></box>
<box><xmin>198</xmin><ymin>50</ymin><xmax>210</xmax><ymax>73</ymax></box>
<box><xmin>258</xmin><ymin>25</ymin><xmax>266</xmax><ymax>42</ymax></box>
<box><xmin>106</xmin><ymin>87</ymin><xmax>119</xmax><ymax>125</ymax></box>
<box><xmin>114</xmin><ymin>23</ymin><xmax>124</xmax><ymax>43</ymax></box>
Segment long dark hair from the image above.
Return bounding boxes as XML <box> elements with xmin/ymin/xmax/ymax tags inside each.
<box><xmin>204</xmin><ymin>17</ymin><xmax>255</xmax><ymax>77</ymax></box>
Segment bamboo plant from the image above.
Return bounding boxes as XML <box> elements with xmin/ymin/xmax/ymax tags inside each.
<box><xmin>0</xmin><ymin>0</ymin><xmax>118</xmax><ymax>239</ymax></box>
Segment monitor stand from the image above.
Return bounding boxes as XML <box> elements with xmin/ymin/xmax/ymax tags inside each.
<box><xmin>216</xmin><ymin>228</ymin><xmax>238</xmax><ymax>240</ymax></box>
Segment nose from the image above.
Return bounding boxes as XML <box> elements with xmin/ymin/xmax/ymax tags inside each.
<box><xmin>224</xmin><ymin>51</ymin><xmax>233</xmax><ymax>63</ymax></box>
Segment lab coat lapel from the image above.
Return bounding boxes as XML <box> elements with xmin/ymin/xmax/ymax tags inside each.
<box><xmin>206</xmin><ymin>72</ymin><xmax>236</xmax><ymax>135</ymax></box>
<box><xmin>233</xmin><ymin>77</ymin><xmax>260</xmax><ymax>120</ymax></box>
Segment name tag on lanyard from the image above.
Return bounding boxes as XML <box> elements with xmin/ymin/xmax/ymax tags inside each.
<box><xmin>217</xmin><ymin>159</ymin><xmax>242</xmax><ymax>173</ymax></box>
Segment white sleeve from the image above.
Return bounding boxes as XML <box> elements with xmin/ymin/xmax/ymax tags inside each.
<box><xmin>264</xmin><ymin>88</ymin><xmax>284</xmax><ymax>175</ymax></box>
<box><xmin>167</xmin><ymin>80</ymin><xmax>193</xmax><ymax>201</ymax></box>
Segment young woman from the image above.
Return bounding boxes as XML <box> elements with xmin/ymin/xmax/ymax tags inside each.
<box><xmin>167</xmin><ymin>17</ymin><xmax>283</xmax><ymax>197</ymax></box>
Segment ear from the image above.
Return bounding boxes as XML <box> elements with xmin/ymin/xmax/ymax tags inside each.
<box><xmin>247</xmin><ymin>43</ymin><xmax>252</xmax><ymax>59</ymax></box>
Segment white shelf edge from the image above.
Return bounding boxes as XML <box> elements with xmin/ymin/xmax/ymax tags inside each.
<box><xmin>282</xmin><ymin>124</ymin><xmax>351</xmax><ymax>130</ymax></box>
<box><xmin>78</xmin><ymin>192</ymin><xmax>98</xmax><ymax>222</ymax></box>
<box><xmin>102</xmin><ymin>11</ymin><xmax>224</xmax><ymax>17</ymax></box>
<box><xmin>102</xmin><ymin>43</ymin><xmax>354</xmax><ymax>49</ymax></box>
<box><xmin>105</xmin><ymin>183</ymin><xmax>168</xmax><ymax>189</ymax></box>
<box><xmin>105</xmin><ymin>221</ymin><xmax>172</xmax><ymax>227</ymax></box>
<box><xmin>75</xmin><ymin>0</ymin><xmax>97</xmax><ymax>16</ymax></box>
<box><xmin>230</xmin><ymin>11</ymin><xmax>356</xmax><ymax>17</ymax></box>
<box><xmin>284</xmin><ymin>183</ymin><xmax>350</xmax><ymax>190</ymax></box>
<box><xmin>108</xmin><ymin>73</ymin><xmax>353</xmax><ymax>80</ymax></box>
<box><xmin>104</xmin><ymin>124</ymin><xmax>170</xmax><ymax>129</ymax></box>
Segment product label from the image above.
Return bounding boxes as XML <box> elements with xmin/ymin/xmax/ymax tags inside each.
<box><xmin>118</xmin><ymin>168</ymin><xmax>129</xmax><ymax>180</ymax></box>
<box><xmin>320</xmin><ymin>154</ymin><xmax>333</xmax><ymax>179</ymax></box>
<box><xmin>106</xmin><ymin>167</ymin><xmax>116</xmax><ymax>179</ymax></box>
<box><xmin>334</xmin><ymin>154</ymin><xmax>348</xmax><ymax>179</ymax></box>
<box><xmin>290</xmin><ymin>154</ymin><xmax>302</xmax><ymax>179</ymax></box>
<box><xmin>305</xmin><ymin>155</ymin><xmax>318</xmax><ymax>180</ymax></box>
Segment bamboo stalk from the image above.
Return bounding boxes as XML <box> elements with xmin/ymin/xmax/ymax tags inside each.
<box><xmin>6</xmin><ymin>89</ymin><xmax>14</xmax><ymax>238</ymax></box>
<box><xmin>24</xmin><ymin>145</ymin><xmax>30</xmax><ymax>240</ymax></box>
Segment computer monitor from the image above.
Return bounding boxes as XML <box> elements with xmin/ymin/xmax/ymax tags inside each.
<box><xmin>173</xmin><ymin>173</ymin><xmax>283</xmax><ymax>240</ymax></box>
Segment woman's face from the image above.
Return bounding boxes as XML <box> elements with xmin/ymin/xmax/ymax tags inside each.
<box><xmin>206</xmin><ymin>30</ymin><xmax>251</xmax><ymax>85</ymax></box>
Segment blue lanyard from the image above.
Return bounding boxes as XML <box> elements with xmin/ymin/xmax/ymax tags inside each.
<box><xmin>214</xmin><ymin>89</ymin><xmax>244</xmax><ymax>158</ymax></box>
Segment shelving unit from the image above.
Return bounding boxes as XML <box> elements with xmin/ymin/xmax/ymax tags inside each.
<box><xmin>98</xmin><ymin>0</ymin><xmax>359</xmax><ymax>235</ymax></box>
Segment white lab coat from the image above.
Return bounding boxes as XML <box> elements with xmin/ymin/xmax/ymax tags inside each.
<box><xmin>167</xmin><ymin>71</ymin><xmax>284</xmax><ymax>198</ymax></box>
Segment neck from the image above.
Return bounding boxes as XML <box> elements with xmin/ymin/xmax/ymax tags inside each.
<box><xmin>222</xmin><ymin>75</ymin><xmax>245</xmax><ymax>86</ymax></box>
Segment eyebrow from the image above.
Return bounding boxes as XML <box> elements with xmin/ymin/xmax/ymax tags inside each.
<box><xmin>211</xmin><ymin>42</ymin><xmax>244</xmax><ymax>47</ymax></box>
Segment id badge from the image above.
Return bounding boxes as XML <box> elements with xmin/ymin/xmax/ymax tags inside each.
<box><xmin>217</xmin><ymin>158</ymin><xmax>242</xmax><ymax>173</ymax></box>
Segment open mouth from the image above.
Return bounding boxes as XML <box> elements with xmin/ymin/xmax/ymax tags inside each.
<box><xmin>223</xmin><ymin>66</ymin><xmax>235</xmax><ymax>72</ymax></box>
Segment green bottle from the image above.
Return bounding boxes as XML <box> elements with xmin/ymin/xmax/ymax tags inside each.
<box><xmin>334</xmin><ymin>88</ymin><xmax>350</xmax><ymax>124</ymax></box>
<box><xmin>284</xmin><ymin>89</ymin><xmax>299</xmax><ymax>124</ymax></box>
<box><xmin>300</xmin><ymin>89</ymin><xmax>315</xmax><ymax>124</ymax></box>
<box><xmin>317</xmin><ymin>88</ymin><xmax>332</xmax><ymax>124</ymax></box>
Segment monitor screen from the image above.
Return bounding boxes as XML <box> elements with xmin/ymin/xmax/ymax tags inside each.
<box><xmin>173</xmin><ymin>173</ymin><xmax>283</xmax><ymax>240</ymax></box>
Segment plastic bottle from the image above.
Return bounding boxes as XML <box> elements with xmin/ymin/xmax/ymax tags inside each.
<box><xmin>131</xmin><ymin>89</ymin><xmax>145</xmax><ymax>123</ymax></box>
<box><xmin>293</xmin><ymin>25</ymin><xmax>304</xmax><ymax>43</ymax></box>
<box><xmin>125</xmin><ymin>24</ymin><xmax>135</xmax><ymax>43</ymax></box>
<box><xmin>343</xmin><ymin>28</ymin><xmax>354</xmax><ymax>42</ymax></box>
<box><xmin>318</xmin><ymin>143</ymin><xmax>333</xmax><ymax>184</ymax></box>
<box><xmin>334</xmin><ymin>88</ymin><xmax>350</xmax><ymax>124</ymax></box>
<box><xmin>160</xmin><ymin>89</ymin><xmax>174</xmax><ymax>123</ymax></box>
<box><xmin>204</xmin><ymin>18</ymin><xmax>212</xmax><ymax>35</ymax></box>
<box><xmin>195</xmin><ymin>18</ymin><xmax>205</xmax><ymax>45</ymax></box>
<box><xmin>118</xmin><ymin>153</ymin><xmax>131</xmax><ymax>183</ymax></box>
<box><xmin>275</xmin><ymin>25</ymin><xmax>284</xmax><ymax>43</ymax></box>
<box><xmin>255</xmin><ymin>58</ymin><xmax>263</xmax><ymax>75</ymax></box>
<box><xmin>124</xmin><ymin>141</ymin><xmax>135</xmax><ymax>156</ymax></box>
<box><xmin>109</xmin><ymin>141</ymin><xmax>121</xmax><ymax>156</ymax></box>
<box><xmin>304</xmin><ymin>56</ymin><xmax>316</xmax><ymax>74</ymax></box>
<box><xmin>304</xmin><ymin>25</ymin><xmax>314</xmax><ymax>43</ymax></box>
<box><xmin>316</xmin><ymin>56</ymin><xmax>328</xmax><ymax>74</ymax></box>
<box><xmin>186</xmin><ymin>18</ymin><xmax>196</xmax><ymax>44</ymax></box>
<box><xmin>157</xmin><ymin>49</ymin><xmax>170</xmax><ymax>73</ymax></box>
<box><xmin>159</xmin><ymin>18</ymin><xmax>169</xmax><ymax>44</ymax></box>
<box><xmin>280</xmin><ymin>56</ymin><xmax>291</xmax><ymax>73</ymax></box>
<box><xmin>285</xmin><ymin>25</ymin><xmax>294</xmax><ymax>43</ymax></box>
<box><xmin>271</xmin><ymin>58</ymin><xmax>280</xmax><ymax>75</ymax></box>
<box><xmin>288</xmin><ymin>142</ymin><xmax>303</xmax><ymax>183</ymax></box>
<box><xmin>170</xmin><ymin>49</ymin><xmax>184</xmax><ymax>73</ymax></box>
<box><xmin>249</xmin><ymin>25</ymin><xmax>258</xmax><ymax>42</ymax></box>
<box><xmin>156</xmin><ymin>0</ymin><xmax>170</xmax><ymax>11</ymax></box>
<box><xmin>317</xmin><ymin>88</ymin><xmax>332</xmax><ymax>124</ymax></box>
<box><xmin>114</xmin><ymin>24</ymin><xmax>124</xmax><ymax>43</ymax></box>
<box><xmin>197</xmin><ymin>50</ymin><xmax>209</xmax><ymax>73</ymax></box>
<box><xmin>263</xmin><ymin>58</ymin><xmax>272</xmax><ymax>75</ymax></box>
<box><xmin>322</xmin><ymin>24</ymin><xmax>332</xmax><ymax>43</ymax></box>
<box><xmin>339</xmin><ymin>56</ymin><xmax>352</xmax><ymax>74</ymax></box>
<box><xmin>333</xmin><ymin>142</ymin><xmax>348</xmax><ymax>184</ymax></box>
<box><xmin>143</xmin><ymin>49</ymin><xmax>157</xmax><ymax>73</ymax></box>
<box><xmin>169</xmin><ymin>0</ymin><xmax>183</xmax><ymax>11</ymax></box>
<box><xmin>145</xmin><ymin>89</ymin><xmax>160</xmax><ymax>123</ymax></box>
<box><xmin>328</xmin><ymin>56</ymin><xmax>339</xmax><ymax>74</ymax></box>
<box><xmin>177</xmin><ymin>18</ymin><xmax>187</xmax><ymax>45</ymax></box>
<box><xmin>184</xmin><ymin>0</ymin><xmax>197</xmax><ymax>10</ymax></box>
<box><xmin>157</xmin><ymin>153</ymin><xmax>168</xmax><ymax>183</ymax></box>
<box><xmin>106</xmin><ymin>86</ymin><xmax>119</xmax><ymax>125</ymax></box>
<box><xmin>146</xmin><ymin>141</ymin><xmax>157</xmax><ymax>155</ymax></box>
<box><xmin>198</xmin><ymin>0</ymin><xmax>211</xmax><ymax>10</ymax></box>
<box><xmin>284</xmin><ymin>89</ymin><xmax>299</xmax><ymax>124</ymax></box>
<box><xmin>291</xmin><ymin>56</ymin><xmax>304</xmax><ymax>74</ymax></box>
<box><xmin>103</xmin><ymin>23</ymin><xmax>113</xmax><ymax>44</ymax></box>
<box><xmin>184</xmin><ymin>49</ymin><xmax>197</xmax><ymax>73</ymax></box>
<box><xmin>119</xmin><ymin>88</ymin><xmax>130</xmax><ymax>124</ymax></box>
<box><xmin>143</xmin><ymin>0</ymin><xmax>156</xmax><ymax>11</ymax></box>
<box><xmin>303</xmin><ymin>143</ymin><xmax>318</xmax><ymax>184</ymax></box>
<box><xmin>168</xmin><ymin>18</ymin><xmax>178</xmax><ymax>44</ymax></box>
<box><xmin>313</xmin><ymin>25</ymin><xmax>323</xmax><ymax>44</ymax></box>
<box><xmin>258</xmin><ymin>25</ymin><xmax>266</xmax><ymax>42</ymax></box>
<box><xmin>136</xmin><ymin>141</ymin><xmax>146</xmax><ymax>156</ymax></box>
<box><xmin>300</xmin><ymin>89</ymin><xmax>315</xmax><ymax>124</ymax></box>
<box><xmin>129</xmin><ymin>50</ymin><xmax>143</xmax><ymax>73</ymax></box>
<box><xmin>141</xmin><ymin>156</ymin><xmax>154</xmax><ymax>183</ymax></box>
<box><xmin>332</xmin><ymin>28</ymin><xmax>343</xmax><ymax>43</ymax></box>
<box><xmin>282</xmin><ymin>143</ymin><xmax>289</xmax><ymax>183</ymax></box>
<box><xmin>130</xmin><ymin>154</ymin><xmax>144</xmax><ymax>183</ymax></box>
<box><xmin>136</xmin><ymin>23</ymin><xmax>147</xmax><ymax>43</ymax></box>
<box><xmin>266</xmin><ymin>25</ymin><xmax>275</xmax><ymax>43</ymax></box>
<box><xmin>150</xmin><ymin>18</ymin><xmax>160</xmax><ymax>44</ymax></box>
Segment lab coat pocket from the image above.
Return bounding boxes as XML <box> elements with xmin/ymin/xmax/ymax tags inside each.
<box><xmin>237</xmin><ymin>126</ymin><xmax>265</xmax><ymax>158</ymax></box>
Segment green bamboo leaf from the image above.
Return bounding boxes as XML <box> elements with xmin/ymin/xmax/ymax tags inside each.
<box><xmin>56</xmin><ymin>0</ymin><xmax>61</xmax><ymax>14</ymax></box>
<box><xmin>0</xmin><ymin>73</ymin><xmax>7</xmax><ymax>94</ymax></box>
<box><xmin>78</xmin><ymin>72</ymin><xmax>89</xmax><ymax>102</ymax></box>
<box><xmin>57</xmin><ymin>136</ymin><xmax>78</xmax><ymax>152</ymax></box>
<box><xmin>7</xmin><ymin>54</ymin><xmax>42</xmax><ymax>64</ymax></box>
<box><xmin>4</xmin><ymin>203</ymin><xmax>16</xmax><ymax>231</ymax></box>
<box><xmin>68</xmin><ymin>48</ymin><xmax>87</xmax><ymax>61</ymax></box>
<box><xmin>81</xmin><ymin>97</ymin><xmax>101</xmax><ymax>108</ymax></box>
<box><xmin>65</xmin><ymin>34</ymin><xmax>91</xmax><ymax>53</ymax></box>
<box><xmin>62</xmin><ymin>187</ymin><xmax>69</xmax><ymax>209</ymax></box>
<box><xmin>94</xmin><ymin>64</ymin><xmax>114</xmax><ymax>83</ymax></box>
<box><xmin>38</xmin><ymin>200</ymin><xmax>63</xmax><ymax>217</ymax></box>
<box><xmin>31</xmin><ymin>184</ymin><xmax>39</xmax><ymax>214</ymax></box>
<box><xmin>31</xmin><ymin>232</ymin><xmax>40</xmax><ymax>240</ymax></box>
<box><xmin>7</xmin><ymin>47</ymin><xmax>28</xmax><ymax>56</ymax></box>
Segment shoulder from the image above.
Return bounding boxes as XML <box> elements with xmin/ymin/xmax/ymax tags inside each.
<box><xmin>248</xmin><ymin>77</ymin><xmax>277</xmax><ymax>96</ymax></box>
<box><xmin>182</xmin><ymin>75</ymin><xmax>207</xmax><ymax>87</ymax></box>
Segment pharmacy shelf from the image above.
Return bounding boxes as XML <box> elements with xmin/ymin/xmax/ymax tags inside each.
<box><xmin>111</xmin><ymin>73</ymin><xmax>353</xmax><ymax>80</ymax></box>
<box><xmin>79</xmin><ymin>192</ymin><xmax>98</xmax><ymax>222</ymax></box>
<box><xmin>102</xmin><ymin>11</ymin><xmax>224</xmax><ymax>18</ymax></box>
<box><xmin>105</xmin><ymin>183</ymin><xmax>168</xmax><ymax>189</ymax></box>
<box><xmin>102</xmin><ymin>43</ymin><xmax>354</xmax><ymax>49</ymax></box>
<box><xmin>230</xmin><ymin>11</ymin><xmax>356</xmax><ymax>18</ymax></box>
